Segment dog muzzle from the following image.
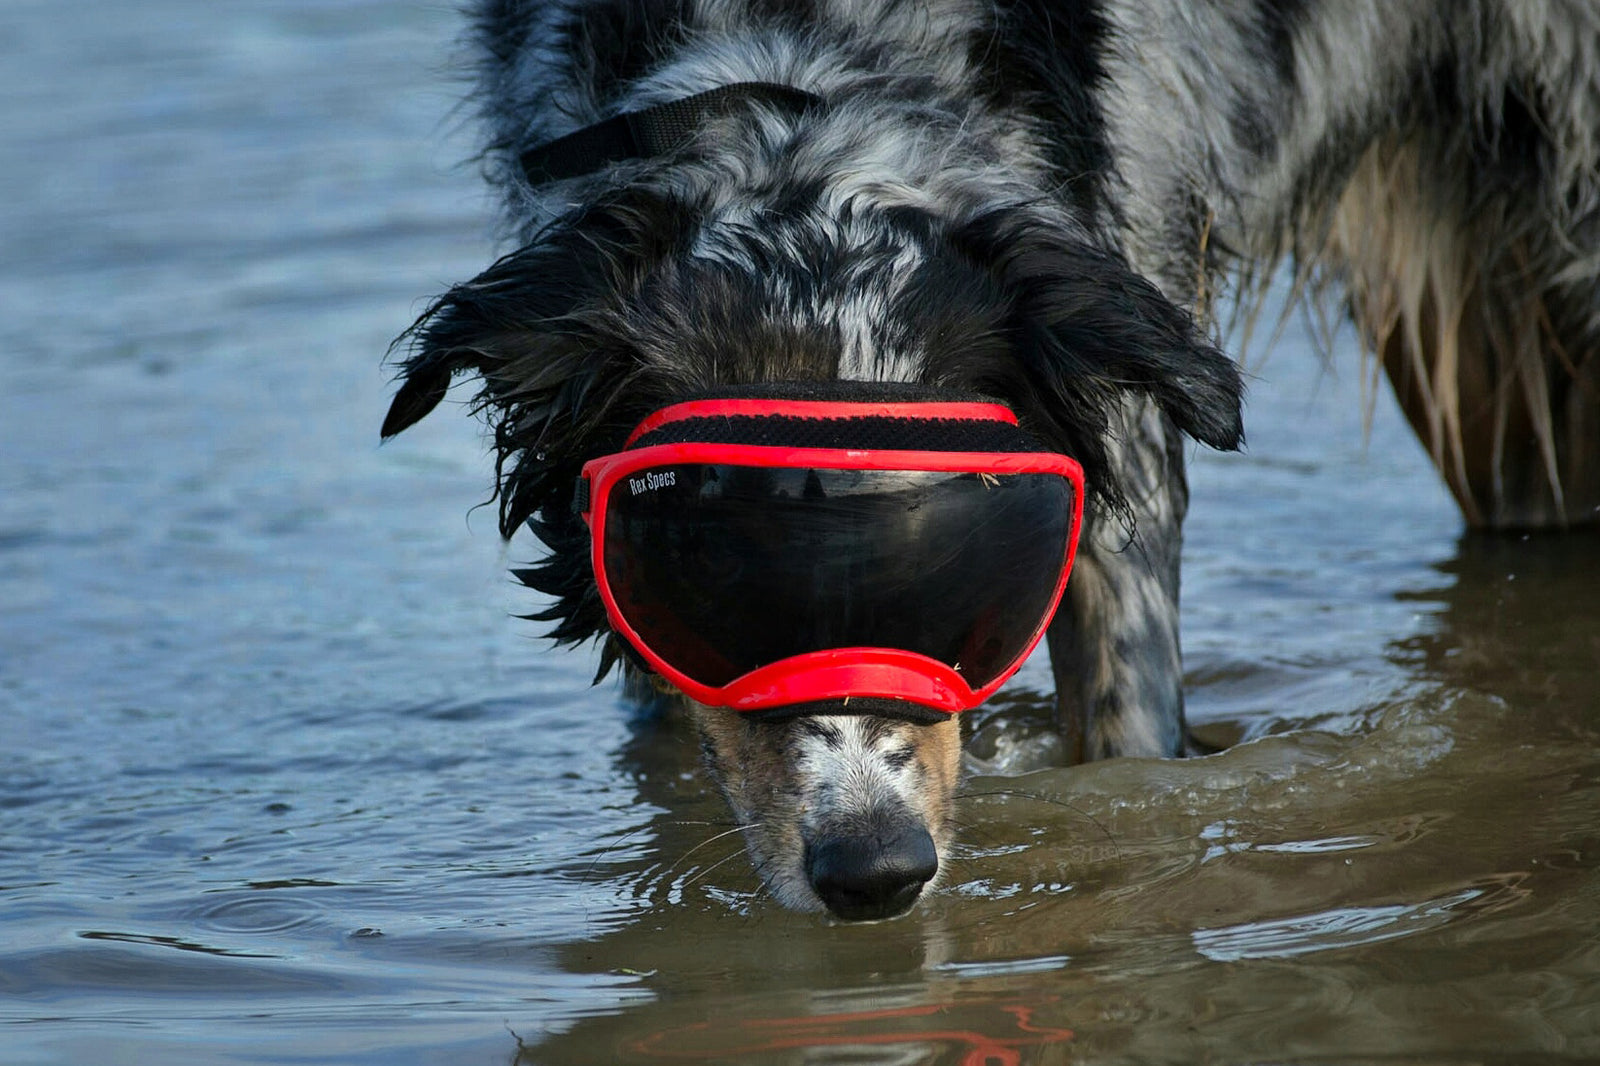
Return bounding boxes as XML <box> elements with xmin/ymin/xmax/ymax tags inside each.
<box><xmin>575</xmin><ymin>390</ymin><xmax>1084</xmax><ymax>715</ymax></box>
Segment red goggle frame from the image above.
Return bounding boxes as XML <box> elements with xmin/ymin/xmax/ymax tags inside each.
<box><xmin>577</xmin><ymin>396</ymin><xmax>1084</xmax><ymax>714</ymax></box>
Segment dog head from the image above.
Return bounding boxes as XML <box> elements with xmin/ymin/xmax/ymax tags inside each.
<box><xmin>383</xmin><ymin>103</ymin><xmax>1243</xmax><ymax>919</ymax></box>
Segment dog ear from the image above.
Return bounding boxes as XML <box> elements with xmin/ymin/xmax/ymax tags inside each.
<box><xmin>953</xmin><ymin>209</ymin><xmax>1244</xmax><ymax>452</ymax></box>
<box><xmin>940</xmin><ymin>209</ymin><xmax>1243</xmax><ymax>516</ymax></box>
<box><xmin>382</xmin><ymin>188</ymin><xmax>688</xmax><ymax>433</ymax></box>
<box><xmin>382</xmin><ymin>192</ymin><xmax>689</xmax><ymax>535</ymax></box>
<box><xmin>381</xmin><ymin>238</ymin><xmax>608</xmax><ymax>443</ymax></box>
<box><xmin>1037</xmin><ymin>248</ymin><xmax>1245</xmax><ymax>453</ymax></box>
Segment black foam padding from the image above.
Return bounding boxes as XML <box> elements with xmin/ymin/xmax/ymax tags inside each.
<box><xmin>519</xmin><ymin>83</ymin><xmax>823</xmax><ymax>184</ymax></box>
<box><xmin>629</xmin><ymin>414</ymin><xmax>1049</xmax><ymax>453</ymax></box>
<box><xmin>745</xmin><ymin>698</ymin><xmax>951</xmax><ymax>726</ymax></box>
<box><xmin>674</xmin><ymin>381</ymin><xmax>999</xmax><ymax>405</ymax></box>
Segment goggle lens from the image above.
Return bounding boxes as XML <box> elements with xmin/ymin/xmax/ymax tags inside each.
<box><xmin>602</xmin><ymin>464</ymin><xmax>1075</xmax><ymax>690</ymax></box>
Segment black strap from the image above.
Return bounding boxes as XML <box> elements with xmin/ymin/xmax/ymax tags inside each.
<box><xmin>746</xmin><ymin>698</ymin><xmax>952</xmax><ymax>726</ymax></box>
<box><xmin>519</xmin><ymin>82</ymin><xmax>823</xmax><ymax>185</ymax></box>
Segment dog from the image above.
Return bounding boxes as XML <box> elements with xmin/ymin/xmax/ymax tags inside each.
<box><xmin>383</xmin><ymin>0</ymin><xmax>1600</xmax><ymax>920</ymax></box>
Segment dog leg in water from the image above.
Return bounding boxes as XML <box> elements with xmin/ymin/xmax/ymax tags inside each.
<box><xmin>1047</xmin><ymin>397</ymin><xmax>1190</xmax><ymax>763</ymax></box>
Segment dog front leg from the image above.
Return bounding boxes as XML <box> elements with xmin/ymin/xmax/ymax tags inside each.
<box><xmin>1046</xmin><ymin>399</ymin><xmax>1188</xmax><ymax>762</ymax></box>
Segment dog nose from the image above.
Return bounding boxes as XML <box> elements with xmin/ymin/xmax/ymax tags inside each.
<box><xmin>806</xmin><ymin>822</ymin><xmax>938</xmax><ymax>921</ymax></box>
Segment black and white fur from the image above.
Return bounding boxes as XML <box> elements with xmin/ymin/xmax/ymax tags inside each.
<box><xmin>385</xmin><ymin>0</ymin><xmax>1600</xmax><ymax>919</ymax></box>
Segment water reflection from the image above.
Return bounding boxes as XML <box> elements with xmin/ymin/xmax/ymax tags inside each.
<box><xmin>615</xmin><ymin>996</ymin><xmax>1077</xmax><ymax>1064</ymax></box>
<box><xmin>1393</xmin><ymin>530</ymin><xmax>1600</xmax><ymax>719</ymax></box>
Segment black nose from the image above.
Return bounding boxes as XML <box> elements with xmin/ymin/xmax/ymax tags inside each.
<box><xmin>805</xmin><ymin>822</ymin><xmax>938</xmax><ymax>921</ymax></box>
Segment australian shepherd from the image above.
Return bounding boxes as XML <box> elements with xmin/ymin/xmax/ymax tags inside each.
<box><xmin>384</xmin><ymin>0</ymin><xmax>1600</xmax><ymax>920</ymax></box>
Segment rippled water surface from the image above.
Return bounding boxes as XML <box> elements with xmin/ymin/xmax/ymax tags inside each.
<box><xmin>3</xmin><ymin>4</ymin><xmax>1598</xmax><ymax>1063</ymax></box>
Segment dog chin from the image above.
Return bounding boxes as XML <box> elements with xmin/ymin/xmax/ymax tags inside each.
<box><xmin>690</xmin><ymin>704</ymin><xmax>961</xmax><ymax>921</ymax></box>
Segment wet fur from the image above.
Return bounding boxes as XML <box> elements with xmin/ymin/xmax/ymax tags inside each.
<box><xmin>385</xmin><ymin>0</ymin><xmax>1599</xmax><ymax>915</ymax></box>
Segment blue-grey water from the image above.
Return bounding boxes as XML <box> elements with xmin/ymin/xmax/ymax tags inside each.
<box><xmin>2</xmin><ymin>4</ymin><xmax>1597</xmax><ymax>1064</ymax></box>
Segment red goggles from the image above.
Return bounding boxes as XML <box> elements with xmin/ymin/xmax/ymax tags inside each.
<box><xmin>576</xmin><ymin>393</ymin><xmax>1084</xmax><ymax>715</ymax></box>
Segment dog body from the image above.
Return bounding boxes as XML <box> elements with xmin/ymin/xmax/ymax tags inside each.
<box><xmin>387</xmin><ymin>0</ymin><xmax>1600</xmax><ymax>918</ymax></box>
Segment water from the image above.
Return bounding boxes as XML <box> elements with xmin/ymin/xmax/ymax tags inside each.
<box><xmin>2</xmin><ymin>3</ymin><xmax>1596</xmax><ymax>1063</ymax></box>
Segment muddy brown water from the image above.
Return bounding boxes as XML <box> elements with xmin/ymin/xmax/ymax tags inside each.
<box><xmin>2</xmin><ymin>3</ymin><xmax>1597</xmax><ymax>1063</ymax></box>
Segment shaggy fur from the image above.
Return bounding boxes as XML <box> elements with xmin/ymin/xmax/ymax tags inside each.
<box><xmin>385</xmin><ymin>0</ymin><xmax>1600</xmax><ymax>918</ymax></box>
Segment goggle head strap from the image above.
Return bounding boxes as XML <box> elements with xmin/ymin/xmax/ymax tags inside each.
<box><xmin>520</xmin><ymin>83</ymin><xmax>824</xmax><ymax>184</ymax></box>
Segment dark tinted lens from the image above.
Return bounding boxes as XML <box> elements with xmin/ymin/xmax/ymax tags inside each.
<box><xmin>602</xmin><ymin>466</ymin><xmax>1073</xmax><ymax>688</ymax></box>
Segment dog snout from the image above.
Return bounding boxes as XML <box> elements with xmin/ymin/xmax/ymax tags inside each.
<box><xmin>805</xmin><ymin>819</ymin><xmax>937</xmax><ymax>921</ymax></box>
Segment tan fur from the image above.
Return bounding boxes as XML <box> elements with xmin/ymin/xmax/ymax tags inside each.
<box><xmin>914</xmin><ymin>717</ymin><xmax>964</xmax><ymax>826</ymax></box>
<box><xmin>1323</xmin><ymin>136</ymin><xmax>1599</xmax><ymax>528</ymax></box>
